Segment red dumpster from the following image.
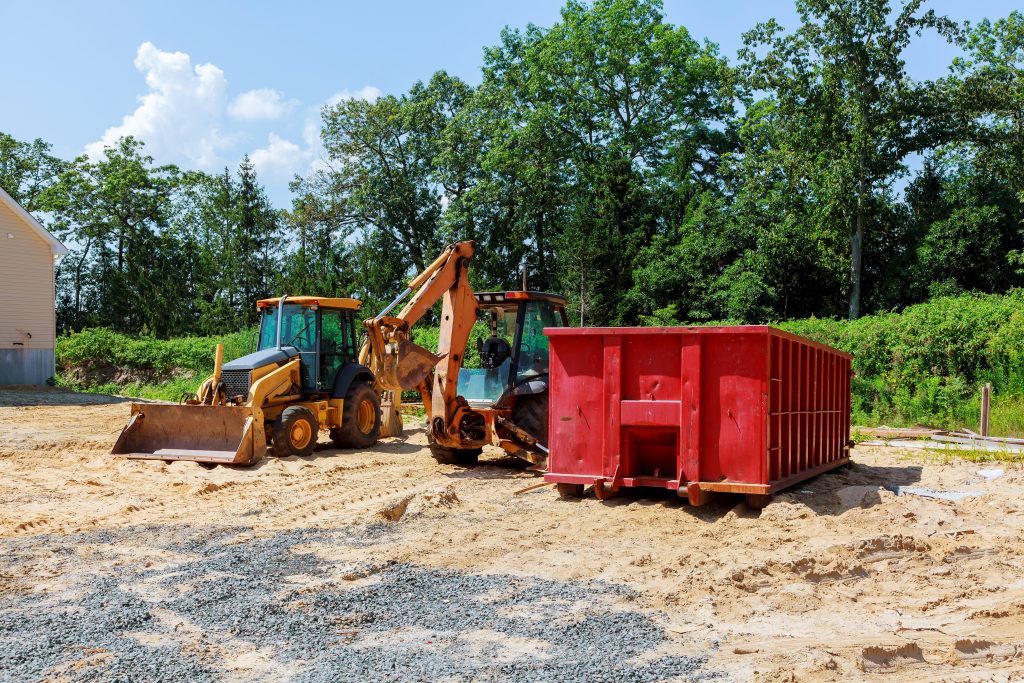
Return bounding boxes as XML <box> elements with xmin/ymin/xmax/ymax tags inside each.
<box><xmin>543</xmin><ymin>326</ymin><xmax>852</xmax><ymax>507</ymax></box>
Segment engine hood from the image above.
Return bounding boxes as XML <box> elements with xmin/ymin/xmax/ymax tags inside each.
<box><xmin>221</xmin><ymin>346</ymin><xmax>300</xmax><ymax>371</ymax></box>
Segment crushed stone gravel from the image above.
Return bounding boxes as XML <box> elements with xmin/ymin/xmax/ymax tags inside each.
<box><xmin>0</xmin><ymin>525</ymin><xmax>718</xmax><ymax>682</ymax></box>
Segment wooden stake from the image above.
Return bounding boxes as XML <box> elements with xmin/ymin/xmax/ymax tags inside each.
<box><xmin>513</xmin><ymin>481</ymin><xmax>554</xmax><ymax>496</ymax></box>
<box><xmin>980</xmin><ymin>382</ymin><xmax>991</xmax><ymax>437</ymax></box>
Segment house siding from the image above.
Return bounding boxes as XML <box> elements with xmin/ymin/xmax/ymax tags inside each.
<box><xmin>0</xmin><ymin>199</ymin><xmax>57</xmax><ymax>384</ymax></box>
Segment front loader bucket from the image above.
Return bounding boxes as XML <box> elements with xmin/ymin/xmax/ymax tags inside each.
<box><xmin>112</xmin><ymin>403</ymin><xmax>262</xmax><ymax>465</ymax></box>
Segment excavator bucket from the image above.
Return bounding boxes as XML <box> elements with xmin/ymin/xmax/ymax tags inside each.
<box><xmin>395</xmin><ymin>339</ymin><xmax>443</xmax><ymax>390</ymax></box>
<box><xmin>111</xmin><ymin>403</ymin><xmax>262</xmax><ymax>465</ymax></box>
<box><xmin>372</xmin><ymin>341</ymin><xmax>441</xmax><ymax>438</ymax></box>
<box><xmin>374</xmin><ymin>339</ymin><xmax>443</xmax><ymax>393</ymax></box>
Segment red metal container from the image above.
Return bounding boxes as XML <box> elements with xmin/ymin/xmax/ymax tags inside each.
<box><xmin>543</xmin><ymin>326</ymin><xmax>852</xmax><ymax>506</ymax></box>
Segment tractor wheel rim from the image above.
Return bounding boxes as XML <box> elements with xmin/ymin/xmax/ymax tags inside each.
<box><xmin>357</xmin><ymin>400</ymin><xmax>375</xmax><ymax>434</ymax></box>
<box><xmin>290</xmin><ymin>420</ymin><xmax>312</xmax><ymax>449</ymax></box>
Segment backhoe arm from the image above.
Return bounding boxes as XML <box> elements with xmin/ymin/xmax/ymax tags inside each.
<box><xmin>363</xmin><ymin>241</ymin><xmax>478</xmax><ymax>437</ymax></box>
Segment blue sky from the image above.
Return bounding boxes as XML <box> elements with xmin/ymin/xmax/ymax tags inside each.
<box><xmin>0</xmin><ymin>0</ymin><xmax>1017</xmax><ymax>207</ymax></box>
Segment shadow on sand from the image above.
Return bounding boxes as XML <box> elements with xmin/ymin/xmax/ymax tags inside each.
<box><xmin>544</xmin><ymin>459</ymin><xmax>924</xmax><ymax>521</ymax></box>
<box><xmin>0</xmin><ymin>386</ymin><xmax>137</xmax><ymax>408</ymax></box>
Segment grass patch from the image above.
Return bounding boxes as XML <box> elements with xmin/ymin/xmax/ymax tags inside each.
<box><xmin>780</xmin><ymin>290</ymin><xmax>1024</xmax><ymax>436</ymax></box>
<box><xmin>886</xmin><ymin>445</ymin><xmax>1024</xmax><ymax>466</ymax></box>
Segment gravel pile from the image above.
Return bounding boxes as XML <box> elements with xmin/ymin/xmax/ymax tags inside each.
<box><xmin>0</xmin><ymin>525</ymin><xmax>718</xmax><ymax>682</ymax></box>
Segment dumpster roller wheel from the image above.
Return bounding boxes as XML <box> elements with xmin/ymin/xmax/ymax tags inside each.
<box><xmin>593</xmin><ymin>481</ymin><xmax>616</xmax><ymax>501</ymax></box>
<box><xmin>555</xmin><ymin>483</ymin><xmax>584</xmax><ymax>498</ymax></box>
<box><xmin>746</xmin><ymin>494</ymin><xmax>771</xmax><ymax>509</ymax></box>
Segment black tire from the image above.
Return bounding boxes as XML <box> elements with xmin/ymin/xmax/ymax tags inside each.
<box><xmin>271</xmin><ymin>406</ymin><xmax>318</xmax><ymax>457</ymax></box>
<box><xmin>512</xmin><ymin>391</ymin><xmax>549</xmax><ymax>445</ymax></box>
<box><xmin>330</xmin><ymin>382</ymin><xmax>381</xmax><ymax>449</ymax></box>
<box><xmin>429</xmin><ymin>445</ymin><xmax>482</xmax><ymax>465</ymax></box>
<box><xmin>556</xmin><ymin>483</ymin><xmax>584</xmax><ymax>498</ymax></box>
<box><xmin>426</xmin><ymin>431</ymin><xmax>481</xmax><ymax>465</ymax></box>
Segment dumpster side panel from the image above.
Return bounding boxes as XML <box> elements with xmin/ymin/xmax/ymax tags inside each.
<box><xmin>621</xmin><ymin>334</ymin><xmax>682</xmax><ymax>401</ymax></box>
<box><xmin>697</xmin><ymin>332</ymin><xmax>768</xmax><ymax>486</ymax></box>
<box><xmin>766</xmin><ymin>331</ymin><xmax>852</xmax><ymax>490</ymax></box>
<box><xmin>548</xmin><ymin>334</ymin><xmax>607</xmax><ymax>478</ymax></box>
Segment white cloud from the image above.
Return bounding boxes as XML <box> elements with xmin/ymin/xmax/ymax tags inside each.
<box><xmin>228</xmin><ymin>88</ymin><xmax>293</xmax><ymax>120</ymax></box>
<box><xmin>325</xmin><ymin>86</ymin><xmax>382</xmax><ymax>107</ymax></box>
<box><xmin>249</xmin><ymin>133</ymin><xmax>309</xmax><ymax>177</ymax></box>
<box><xmin>85</xmin><ymin>42</ymin><xmax>230</xmax><ymax>169</ymax></box>
<box><xmin>85</xmin><ymin>44</ymin><xmax>382</xmax><ymax>203</ymax></box>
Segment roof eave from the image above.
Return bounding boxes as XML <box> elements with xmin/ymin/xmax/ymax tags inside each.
<box><xmin>0</xmin><ymin>186</ymin><xmax>68</xmax><ymax>255</ymax></box>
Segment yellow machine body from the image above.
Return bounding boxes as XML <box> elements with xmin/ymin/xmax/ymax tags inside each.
<box><xmin>113</xmin><ymin>296</ymin><xmax>378</xmax><ymax>465</ymax></box>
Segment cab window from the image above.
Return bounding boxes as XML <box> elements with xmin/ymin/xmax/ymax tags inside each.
<box><xmin>516</xmin><ymin>301</ymin><xmax>563</xmax><ymax>382</ymax></box>
<box><xmin>258</xmin><ymin>304</ymin><xmax>317</xmax><ymax>352</ymax></box>
<box><xmin>320</xmin><ymin>310</ymin><xmax>349</xmax><ymax>390</ymax></box>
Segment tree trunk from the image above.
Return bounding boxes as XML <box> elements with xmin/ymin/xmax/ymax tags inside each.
<box><xmin>849</xmin><ymin>174</ymin><xmax>866</xmax><ymax>320</ymax></box>
<box><xmin>74</xmin><ymin>238</ymin><xmax>94</xmax><ymax>322</ymax></box>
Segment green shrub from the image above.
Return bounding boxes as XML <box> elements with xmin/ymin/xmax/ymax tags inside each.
<box><xmin>779</xmin><ymin>290</ymin><xmax>1024</xmax><ymax>433</ymax></box>
<box><xmin>53</xmin><ymin>291</ymin><xmax>1024</xmax><ymax>435</ymax></box>
<box><xmin>56</xmin><ymin>327</ymin><xmax>257</xmax><ymax>396</ymax></box>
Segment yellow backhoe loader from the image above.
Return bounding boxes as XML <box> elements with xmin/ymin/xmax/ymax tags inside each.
<box><xmin>363</xmin><ymin>241</ymin><xmax>569</xmax><ymax>468</ymax></box>
<box><xmin>112</xmin><ymin>296</ymin><xmax>382</xmax><ymax>465</ymax></box>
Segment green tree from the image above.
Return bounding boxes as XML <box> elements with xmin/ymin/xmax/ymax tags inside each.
<box><xmin>740</xmin><ymin>0</ymin><xmax>958</xmax><ymax>319</ymax></box>
<box><xmin>48</xmin><ymin>137</ymin><xmax>181</xmax><ymax>335</ymax></box>
<box><xmin>0</xmin><ymin>132</ymin><xmax>65</xmax><ymax>211</ymax></box>
<box><xmin>478</xmin><ymin>0</ymin><xmax>736</xmax><ymax>324</ymax></box>
<box><xmin>234</xmin><ymin>155</ymin><xmax>283</xmax><ymax>324</ymax></box>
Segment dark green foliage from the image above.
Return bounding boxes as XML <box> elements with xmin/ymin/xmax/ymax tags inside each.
<box><xmin>1</xmin><ymin>137</ymin><xmax>287</xmax><ymax>338</ymax></box>
<box><xmin>54</xmin><ymin>291</ymin><xmax>1024</xmax><ymax>434</ymax></box>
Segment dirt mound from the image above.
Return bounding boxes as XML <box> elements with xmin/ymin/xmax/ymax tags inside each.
<box><xmin>60</xmin><ymin>362</ymin><xmax>197</xmax><ymax>389</ymax></box>
<box><xmin>377</xmin><ymin>485</ymin><xmax>461</xmax><ymax>521</ymax></box>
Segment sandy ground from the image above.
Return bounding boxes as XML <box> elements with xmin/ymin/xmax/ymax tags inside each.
<box><xmin>1</xmin><ymin>387</ymin><xmax>1023</xmax><ymax>681</ymax></box>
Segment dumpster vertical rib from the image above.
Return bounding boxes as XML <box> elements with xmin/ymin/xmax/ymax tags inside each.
<box><xmin>807</xmin><ymin>344</ymin><xmax>814</xmax><ymax>469</ymax></box>
<box><xmin>820</xmin><ymin>348</ymin><xmax>827</xmax><ymax>466</ymax></box>
<box><xmin>813</xmin><ymin>347</ymin><xmax>821</xmax><ymax>468</ymax></box>
<box><xmin>768</xmin><ymin>334</ymin><xmax>779</xmax><ymax>482</ymax></box>
<box><xmin>786</xmin><ymin>337</ymin><xmax>794</xmax><ymax>481</ymax></box>
<box><xmin>761</xmin><ymin>333</ymin><xmax>769</xmax><ymax>486</ymax></box>
<box><xmin>804</xmin><ymin>343</ymin><xmax>811</xmax><ymax>472</ymax></box>
<box><xmin>603</xmin><ymin>335</ymin><xmax>623</xmax><ymax>484</ymax></box>
<box><xmin>795</xmin><ymin>342</ymin><xmax>803</xmax><ymax>474</ymax></box>
<box><xmin>680</xmin><ymin>335</ymin><xmax>702</xmax><ymax>485</ymax></box>
<box><xmin>804</xmin><ymin>344</ymin><xmax>810</xmax><ymax>471</ymax></box>
<box><xmin>812</xmin><ymin>347</ymin><xmax>819</xmax><ymax>468</ymax></box>
<box><xmin>844</xmin><ymin>356</ymin><xmax>852</xmax><ymax>453</ymax></box>
<box><xmin>826</xmin><ymin>353</ymin><xmax>833</xmax><ymax>464</ymax></box>
<box><xmin>806</xmin><ymin>344</ymin><xmax>812</xmax><ymax>470</ymax></box>
<box><xmin>809</xmin><ymin>345</ymin><xmax>815</xmax><ymax>469</ymax></box>
<box><xmin>678</xmin><ymin>337</ymin><xmax>686</xmax><ymax>488</ymax></box>
<box><xmin>832</xmin><ymin>353</ymin><xmax>839</xmax><ymax>462</ymax></box>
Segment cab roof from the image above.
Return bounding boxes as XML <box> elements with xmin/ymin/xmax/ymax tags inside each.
<box><xmin>474</xmin><ymin>291</ymin><xmax>567</xmax><ymax>306</ymax></box>
<box><xmin>256</xmin><ymin>296</ymin><xmax>362</xmax><ymax>311</ymax></box>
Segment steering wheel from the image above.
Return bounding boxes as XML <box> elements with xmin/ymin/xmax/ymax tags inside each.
<box><xmin>476</xmin><ymin>335</ymin><xmax>513</xmax><ymax>370</ymax></box>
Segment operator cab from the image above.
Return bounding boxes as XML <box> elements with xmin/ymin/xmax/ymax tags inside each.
<box><xmin>460</xmin><ymin>291</ymin><xmax>569</xmax><ymax>407</ymax></box>
<box><xmin>254</xmin><ymin>297</ymin><xmax>362</xmax><ymax>394</ymax></box>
